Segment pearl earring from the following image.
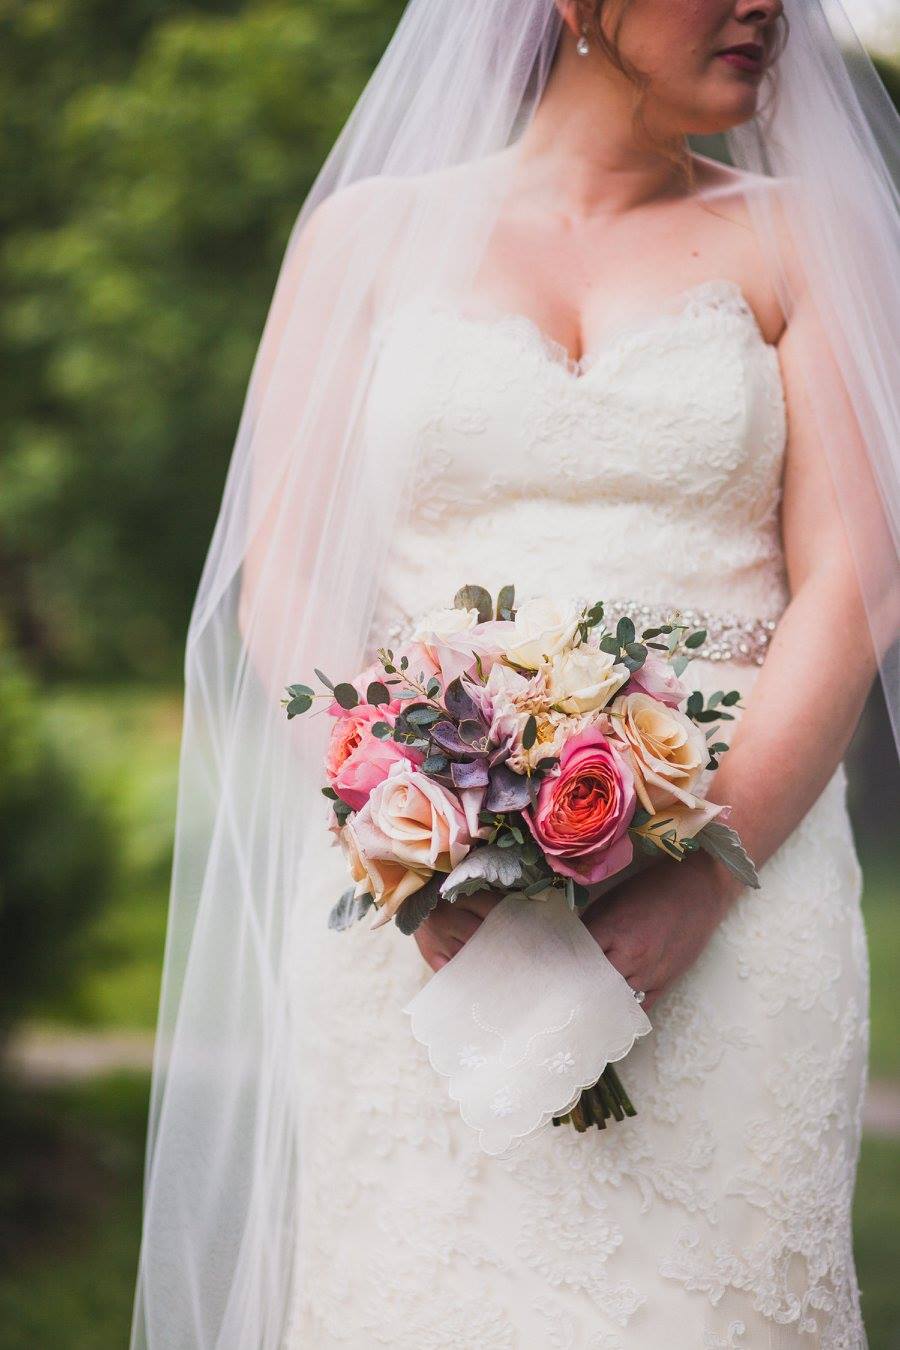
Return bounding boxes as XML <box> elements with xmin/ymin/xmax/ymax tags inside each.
<box><xmin>576</xmin><ymin>29</ymin><xmax>590</xmax><ymax>56</ymax></box>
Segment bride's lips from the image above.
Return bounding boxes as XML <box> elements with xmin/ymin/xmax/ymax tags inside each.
<box><xmin>715</xmin><ymin>42</ymin><xmax>764</xmax><ymax>74</ymax></box>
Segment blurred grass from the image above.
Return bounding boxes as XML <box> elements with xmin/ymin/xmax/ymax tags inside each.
<box><xmin>29</xmin><ymin>685</ymin><xmax>900</xmax><ymax>1080</ymax></box>
<box><xmin>0</xmin><ymin>1072</ymin><xmax>898</xmax><ymax>1349</ymax></box>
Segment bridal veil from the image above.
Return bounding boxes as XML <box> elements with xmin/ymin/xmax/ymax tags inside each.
<box><xmin>129</xmin><ymin>2</ymin><xmax>899</xmax><ymax>1346</ymax></box>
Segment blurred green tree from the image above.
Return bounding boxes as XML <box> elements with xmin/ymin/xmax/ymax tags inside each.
<box><xmin>0</xmin><ymin>0</ymin><xmax>402</xmax><ymax>676</ymax></box>
<box><xmin>0</xmin><ymin>6</ymin><xmax>896</xmax><ymax>677</ymax></box>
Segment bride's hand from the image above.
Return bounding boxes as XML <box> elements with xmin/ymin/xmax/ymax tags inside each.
<box><xmin>414</xmin><ymin>891</ymin><xmax>501</xmax><ymax>972</ymax></box>
<box><xmin>581</xmin><ymin>852</ymin><xmax>741</xmax><ymax>1012</ymax></box>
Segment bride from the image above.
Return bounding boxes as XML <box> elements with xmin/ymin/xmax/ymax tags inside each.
<box><xmin>131</xmin><ymin>2</ymin><xmax>899</xmax><ymax>1348</ymax></box>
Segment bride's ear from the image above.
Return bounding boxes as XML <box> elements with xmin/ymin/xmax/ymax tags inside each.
<box><xmin>554</xmin><ymin>0</ymin><xmax>583</xmax><ymax>39</ymax></box>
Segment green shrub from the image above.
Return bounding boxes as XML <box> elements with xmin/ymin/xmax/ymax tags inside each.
<box><xmin>0</xmin><ymin>656</ymin><xmax>115</xmax><ymax>1041</ymax></box>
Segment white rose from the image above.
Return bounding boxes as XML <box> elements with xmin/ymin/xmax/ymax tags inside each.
<box><xmin>503</xmin><ymin>597</ymin><xmax>582</xmax><ymax>670</ymax></box>
<box><xmin>413</xmin><ymin>605</ymin><xmax>480</xmax><ymax>642</ymax></box>
<box><xmin>609</xmin><ymin>691</ymin><xmax>708</xmax><ymax>813</ymax></box>
<box><xmin>547</xmin><ymin>643</ymin><xmax>630</xmax><ymax>715</ymax></box>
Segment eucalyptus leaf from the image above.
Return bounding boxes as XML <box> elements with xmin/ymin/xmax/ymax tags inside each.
<box><xmin>371</xmin><ymin>721</ymin><xmax>393</xmax><ymax>739</ymax></box>
<box><xmin>616</xmin><ymin>616</ymin><xmax>635</xmax><ymax>646</ymax></box>
<box><xmin>366</xmin><ymin>681</ymin><xmax>391</xmax><ymax>706</ymax></box>
<box><xmin>423</xmin><ymin>752</ymin><xmax>451</xmax><ymax>775</ymax></box>
<box><xmin>333</xmin><ymin>682</ymin><xmax>359</xmax><ymax>710</ymax></box>
<box><xmin>685</xmin><ymin>629</ymin><xmax>707</xmax><ymax>649</ymax></box>
<box><xmin>697</xmin><ymin>821</ymin><xmax>761</xmax><ymax>889</ymax></box>
<box><xmin>286</xmin><ymin>694</ymin><xmax>312</xmax><ymax>718</ymax></box>
<box><xmin>286</xmin><ymin>683</ymin><xmax>314</xmax><ymax>698</ymax></box>
<box><xmin>453</xmin><ymin>584</ymin><xmax>493</xmax><ymax>624</ymax></box>
<box><xmin>496</xmin><ymin>584</ymin><xmax>516</xmax><ymax>620</ymax></box>
<box><xmin>314</xmin><ymin>668</ymin><xmax>334</xmax><ymax>691</ymax></box>
<box><xmin>406</xmin><ymin>704</ymin><xmax>442</xmax><ymax>727</ymax></box>
<box><xmin>671</xmin><ymin>654</ymin><xmax>690</xmax><ymax>677</ymax></box>
<box><xmin>522</xmin><ymin>714</ymin><xmax>538</xmax><ymax>750</ymax></box>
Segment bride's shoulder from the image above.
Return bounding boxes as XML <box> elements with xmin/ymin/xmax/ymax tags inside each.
<box><xmin>308</xmin><ymin>153</ymin><xmax>508</xmax><ymax>232</ymax></box>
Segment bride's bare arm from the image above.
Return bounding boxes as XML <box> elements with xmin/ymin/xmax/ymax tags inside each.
<box><xmin>581</xmin><ymin>287</ymin><xmax>898</xmax><ymax>1008</ymax></box>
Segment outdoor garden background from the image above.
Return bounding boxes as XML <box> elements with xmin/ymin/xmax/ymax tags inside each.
<box><xmin>1</xmin><ymin>2</ymin><xmax>898</xmax><ymax>1345</ymax></box>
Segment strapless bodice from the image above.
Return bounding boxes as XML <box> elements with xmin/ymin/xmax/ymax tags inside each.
<box><xmin>363</xmin><ymin>277</ymin><xmax>789</xmax><ymax>649</ymax></box>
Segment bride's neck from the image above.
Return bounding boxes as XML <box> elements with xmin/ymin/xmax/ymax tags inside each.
<box><xmin>514</xmin><ymin>45</ymin><xmax>686</xmax><ymax>219</ymax></box>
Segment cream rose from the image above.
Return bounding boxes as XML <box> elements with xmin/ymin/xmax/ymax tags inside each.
<box><xmin>502</xmin><ymin>597</ymin><xmax>582</xmax><ymax>670</ymax></box>
<box><xmin>413</xmin><ymin>605</ymin><xmax>480</xmax><ymax>642</ymax></box>
<box><xmin>609</xmin><ymin>690</ymin><xmax>709</xmax><ymax>813</ymax></box>
<box><xmin>547</xmin><ymin>642</ymin><xmax>630</xmax><ymax>715</ymax></box>
<box><xmin>346</xmin><ymin>760</ymin><xmax>473</xmax><ymax>925</ymax></box>
<box><xmin>342</xmin><ymin>820</ymin><xmax>431</xmax><ymax>925</ymax></box>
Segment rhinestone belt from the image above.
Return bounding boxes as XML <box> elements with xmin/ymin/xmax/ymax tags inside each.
<box><xmin>383</xmin><ymin>598</ymin><xmax>778</xmax><ymax>667</ymax></box>
<box><xmin>602</xmin><ymin>598</ymin><xmax>777</xmax><ymax>666</ymax></box>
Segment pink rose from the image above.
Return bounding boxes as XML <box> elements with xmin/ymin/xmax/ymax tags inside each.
<box><xmin>626</xmin><ymin>652</ymin><xmax>687</xmax><ymax>708</ymax></box>
<box><xmin>523</xmin><ymin>726</ymin><xmax>636</xmax><ymax>886</ymax></box>
<box><xmin>399</xmin><ymin>622</ymin><xmax>514</xmax><ymax>691</ymax></box>
<box><xmin>325</xmin><ymin>700</ymin><xmax>421</xmax><ymax>811</ymax></box>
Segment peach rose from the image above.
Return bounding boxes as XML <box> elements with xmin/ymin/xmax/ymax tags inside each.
<box><xmin>609</xmin><ymin>691</ymin><xmax>708</xmax><ymax>814</ymax></box>
<box><xmin>349</xmin><ymin>761</ymin><xmax>474</xmax><ymax>925</ymax></box>
<box><xmin>523</xmin><ymin>726</ymin><xmax>636</xmax><ymax>886</ymax></box>
<box><xmin>342</xmin><ymin>818</ymin><xmax>432</xmax><ymax>923</ymax></box>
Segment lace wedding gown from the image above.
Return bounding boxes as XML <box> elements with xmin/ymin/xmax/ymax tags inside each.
<box><xmin>285</xmin><ymin>279</ymin><xmax>868</xmax><ymax>1349</ymax></box>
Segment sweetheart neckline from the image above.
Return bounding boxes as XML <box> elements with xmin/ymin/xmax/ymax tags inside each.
<box><xmin>379</xmin><ymin>277</ymin><xmax>778</xmax><ymax>383</ymax></box>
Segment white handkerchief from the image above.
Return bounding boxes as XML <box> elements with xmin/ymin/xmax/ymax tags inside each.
<box><xmin>403</xmin><ymin>890</ymin><xmax>652</xmax><ymax>1155</ymax></box>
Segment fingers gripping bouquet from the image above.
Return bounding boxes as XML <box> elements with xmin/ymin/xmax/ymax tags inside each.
<box><xmin>286</xmin><ymin>585</ymin><xmax>759</xmax><ymax>1142</ymax></box>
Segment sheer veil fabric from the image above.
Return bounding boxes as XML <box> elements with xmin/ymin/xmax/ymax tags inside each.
<box><xmin>129</xmin><ymin>2</ymin><xmax>899</xmax><ymax>1347</ymax></box>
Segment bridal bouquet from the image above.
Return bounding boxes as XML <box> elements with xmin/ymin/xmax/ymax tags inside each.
<box><xmin>285</xmin><ymin>585</ymin><xmax>759</xmax><ymax>1145</ymax></box>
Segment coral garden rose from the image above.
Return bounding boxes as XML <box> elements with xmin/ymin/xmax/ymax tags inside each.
<box><xmin>523</xmin><ymin>727</ymin><xmax>636</xmax><ymax>886</ymax></box>
<box><xmin>609</xmin><ymin>691</ymin><xmax>708</xmax><ymax>813</ymax></box>
<box><xmin>546</xmin><ymin>642</ymin><xmax>630</xmax><ymax>716</ymax></box>
<box><xmin>626</xmin><ymin>651</ymin><xmax>687</xmax><ymax>708</ymax></box>
<box><xmin>325</xmin><ymin>700</ymin><xmax>420</xmax><ymax>811</ymax></box>
<box><xmin>348</xmin><ymin>761</ymin><xmax>474</xmax><ymax>924</ymax></box>
<box><xmin>502</xmin><ymin>597</ymin><xmax>582</xmax><ymax>670</ymax></box>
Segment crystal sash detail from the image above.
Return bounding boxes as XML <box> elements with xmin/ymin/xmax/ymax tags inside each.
<box><xmin>381</xmin><ymin>598</ymin><xmax>779</xmax><ymax>666</ymax></box>
<box><xmin>600</xmin><ymin>599</ymin><xmax>778</xmax><ymax>666</ymax></box>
